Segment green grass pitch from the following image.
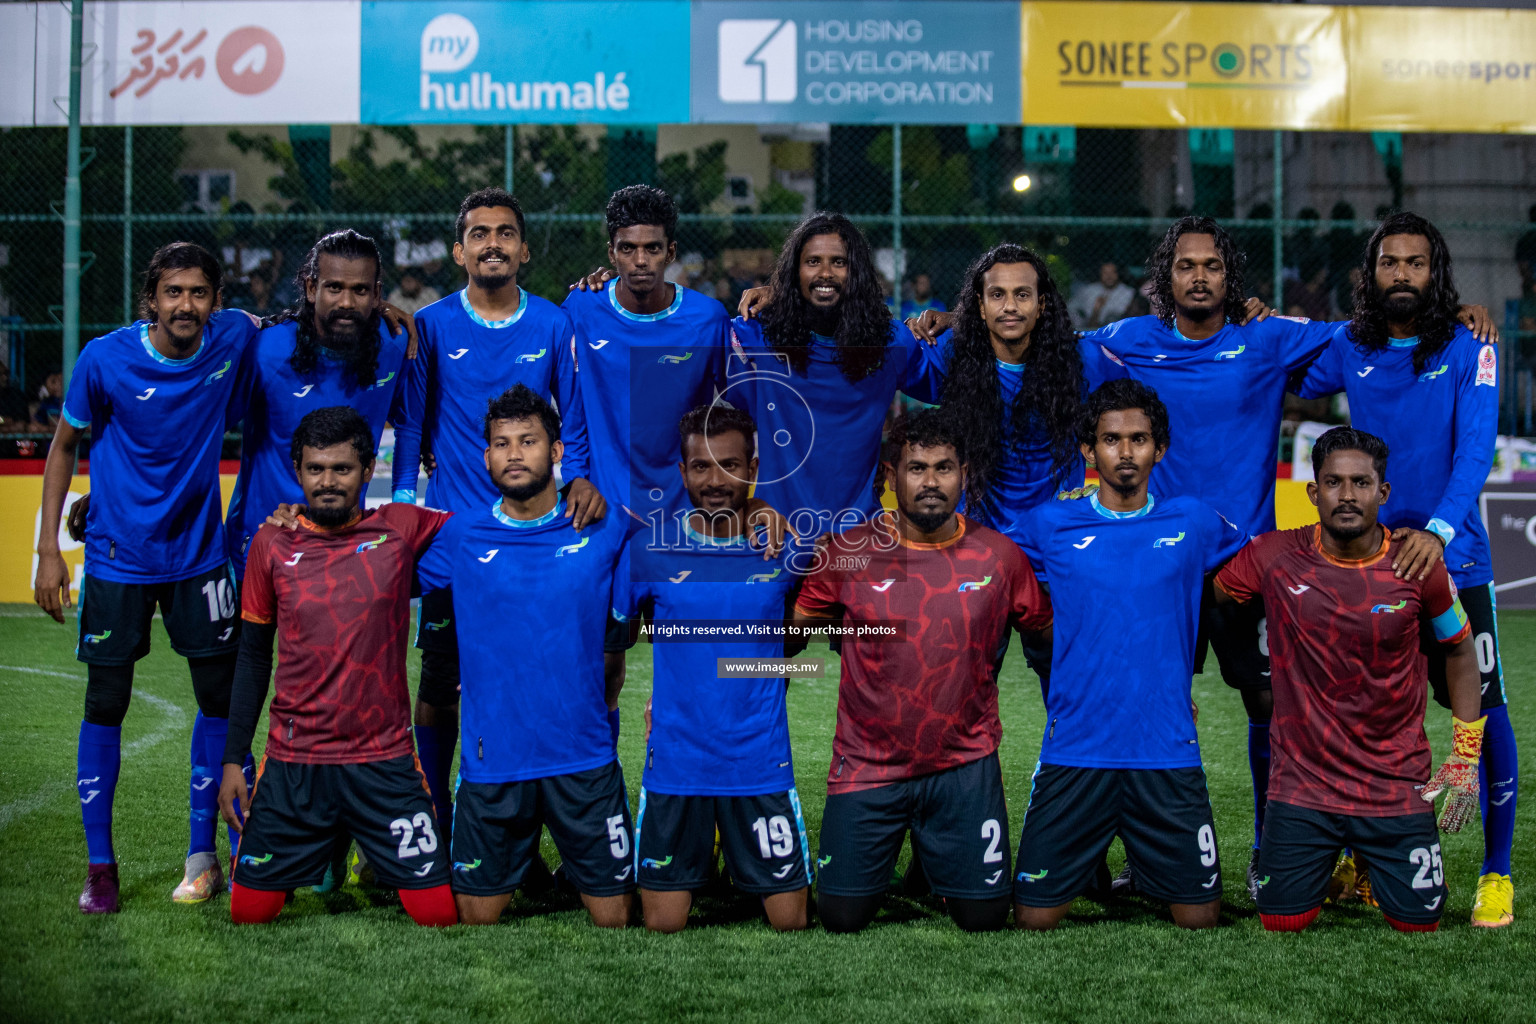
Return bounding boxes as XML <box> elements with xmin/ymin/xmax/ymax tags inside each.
<box><xmin>0</xmin><ymin>605</ymin><xmax>1530</xmax><ymax>1024</ymax></box>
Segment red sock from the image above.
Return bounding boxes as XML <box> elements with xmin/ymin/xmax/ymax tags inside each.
<box><xmin>1385</xmin><ymin>915</ymin><xmax>1438</xmax><ymax>933</ymax></box>
<box><xmin>230</xmin><ymin>883</ymin><xmax>286</xmax><ymax>924</ymax></box>
<box><xmin>400</xmin><ymin>884</ymin><xmax>457</xmax><ymax>927</ymax></box>
<box><xmin>1260</xmin><ymin>908</ymin><xmax>1320</xmax><ymax>932</ymax></box>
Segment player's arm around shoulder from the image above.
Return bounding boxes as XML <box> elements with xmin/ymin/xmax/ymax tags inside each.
<box><xmin>1209</xmin><ymin>519</ymin><xmax>1269</xmax><ymax>608</ymax></box>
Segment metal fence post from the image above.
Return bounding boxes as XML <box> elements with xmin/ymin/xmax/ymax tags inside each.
<box><xmin>504</xmin><ymin>125</ymin><xmax>514</xmax><ymax>194</ymax></box>
<box><xmin>891</xmin><ymin>123</ymin><xmax>904</xmax><ymax>292</ymax></box>
<box><xmin>1271</xmin><ymin>129</ymin><xmax>1283</xmax><ymax>309</ymax></box>
<box><xmin>62</xmin><ymin>0</ymin><xmax>84</xmax><ymax>383</ymax></box>
<box><xmin>122</xmin><ymin>125</ymin><xmax>133</xmax><ymax>324</ymax></box>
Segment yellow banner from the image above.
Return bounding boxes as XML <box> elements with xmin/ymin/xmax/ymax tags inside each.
<box><xmin>1346</xmin><ymin>7</ymin><xmax>1536</xmax><ymax>134</ymax></box>
<box><xmin>1022</xmin><ymin>2</ymin><xmax>1348</xmax><ymax>129</ymax></box>
<box><xmin>1021</xmin><ymin>2</ymin><xmax>1534</xmax><ymax>133</ymax></box>
<box><xmin>0</xmin><ymin>473</ymin><xmax>238</xmax><ymax>607</ymax></box>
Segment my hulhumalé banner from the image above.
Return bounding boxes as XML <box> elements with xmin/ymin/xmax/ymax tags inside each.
<box><xmin>1021</xmin><ymin>2</ymin><xmax>1349</xmax><ymax>129</ymax></box>
<box><xmin>1019</xmin><ymin>2</ymin><xmax>1536</xmax><ymax>133</ymax></box>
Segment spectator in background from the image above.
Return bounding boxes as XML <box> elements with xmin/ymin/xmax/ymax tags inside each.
<box><xmin>245</xmin><ymin>266</ymin><xmax>281</xmax><ymax>319</ymax></box>
<box><xmin>1516</xmin><ymin>204</ymin><xmax>1536</xmax><ymax>290</ymax></box>
<box><xmin>1326</xmin><ymin>202</ymin><xmax>1365</xmax><ymax>299</ymax></box>
<box><xmin>32</xmin><ymin>369</ymin><xmax>63</xmax><ymax>430</ymax></box>
<box><xmin>385</xmin><ymin>265</ymin><xmax>441</xmax><ymax>316</ymax></box>
<box><xmin>0</xmin><ymin>361</ymin><xmax>31</xmax><ymax>431</ymax></box>
<box><xmin>1284</xmin><ymin>207</ymin><xmax>1325</xmax><ymax>283</ymax></box>
<box><xmin>899</xmin><ymin>272</ymin><xmax>947</xmax><ymax>320</ymax></box>
<box><xmin>1284</xmin><ymin>259</ymin><xmax>1333</xmax><ymax>322</ymax></box>
<box><xmin>1070</xmin><ymin>261</ymin><xmax>1136</xmax><ymax>330</ymax></box>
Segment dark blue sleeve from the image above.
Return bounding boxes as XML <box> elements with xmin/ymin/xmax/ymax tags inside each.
<box><xmin>1198</xmin><ymin>502</ymin><xmax>1250</xmax><ymax>573</ymax></box>
<box><xmin>1430</xmin><ymin>338</ymin><xmax>1499</xmax><ymax>539</ymax></box>
<box><xmin>550</xmin><ymin>311</ymin><xmax>591</xmax><ymax>485</ymax></box>
<box><xmin>1291</xmin><ymin>328</ymin><xmax>1347</xmax><ymax>400</ymax></box>
<box><xmin>415</xmin><ymin>515</ymin><xmax>455</xmax><ymax>593</ymax></box>
<box><xmin>61</xmin><ymin>343</ymin><xmax>98</xmax><ymax>429</ymax></box>
<box><xmin>1266</xmin><ymin>315</ymin><xmax>1339</xmax><ymax>374</ymax></box>
<box><xmin>391</xmin><ymin>320</ymin><xmax>430</xmax><ymax>503</ymax></box>
<box><xmin>895</xmin><ymin>322</ymin><xmax>945</xmax><ymax>405</ymax></box>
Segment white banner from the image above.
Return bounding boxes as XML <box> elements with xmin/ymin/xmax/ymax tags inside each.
<box><xmin>22</xmin><ymin>1</ymin><xmax>359</xmax><ymax>126</ymax></box>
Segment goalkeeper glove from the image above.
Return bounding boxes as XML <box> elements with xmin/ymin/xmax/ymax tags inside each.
<box><xmin>1421</xmin><ymin>715</ymin><xmax>1487</xmax><ymax>833</ymax></box>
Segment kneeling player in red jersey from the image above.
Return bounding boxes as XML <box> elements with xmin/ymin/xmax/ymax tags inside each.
<box><xmin>217</xmin><ymin>406</ymin><xmax>456</xmax><ymax>926</ymax></box>
<box><xmin>793</xmin><ymin>409</ymin><xmax>1052</xmax><ymax>933</ymax></box>
<box><xmin>1214</xmin><ymin>427</ymin><xmax>1483</xmax><ymax>933</ymax></box>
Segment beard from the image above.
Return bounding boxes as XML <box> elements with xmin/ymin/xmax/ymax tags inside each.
<box><xmin>307</xmin><ymin>494</ymin><xmax>356</xmax><ymax>527</ymax></box>
<box><xmin>1378</xmin><ymin>284</ymin><xmax>1425</xmax><ymax>321</ymax></box>
<box><xmin>1322</xmin><ymin>514</ymin><xmax>1371</xmax><ymax>544</ymax></box>
<box><xmin>497</xmin><ymin>463</ymin><xmax>554</xmax><ymax>502</ymax></box>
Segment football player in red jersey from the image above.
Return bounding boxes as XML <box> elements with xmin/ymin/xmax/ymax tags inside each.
<box><xmin>793</xmin><ymin>408</ymin><xmax>1052</xmax><ymax>933</ymax></box>
<box><xmin>1213</xmin><ymin>427</ymin><xmax>1482</xmax><ymax>933</ymax></box>
<box><xmin>217</xmin><ymin>406</ymin><xmax>456</xmax><ymax>926</ymax></box>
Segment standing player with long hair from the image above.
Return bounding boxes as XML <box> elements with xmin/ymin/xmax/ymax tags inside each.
<box><xmin>1295</xmin><ymin>214</ymin><xmax>1518</xmax><ymax>927</ymax></box>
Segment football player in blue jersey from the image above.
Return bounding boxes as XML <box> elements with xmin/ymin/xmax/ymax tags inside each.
<box><xmin>34</xmin><ymin>243</ymin><xmax>259</xmax><ymax>913</ymax></box>
<box><xmin>416</xmin><ymin>385</ymin><xmax>635</xmax><ymax>928</ymax></box>
<box><xmin>228</xmin><ymin>229</ymin><xmax>411</xmax><ymax>582</ymax></box>
<box><xmin>1013</xmin><ymin>379</ymin><xmax>1246</xmax><ymax>930</ymax></box>
<box><xmin>616</xmin><ymin>404</ymin><xmax>810</xmax><ymax>933</ymax></box>
<box><xmin>392</xmin><ymin>187</ymin><xmax>604</xmax><ymax>840</ymax></box>
<box><xmin>1296</xmin><ymin>213</ymin><xmax>1517</xmax><ymax>927</ymax></box>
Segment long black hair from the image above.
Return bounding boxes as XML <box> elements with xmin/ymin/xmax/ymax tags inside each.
<box><xmin>276</xmin><ymin>229</ymin><xmax>382</xmax><ymax>389</ymax></box>
<box><xmin>1347</xmin><ymin>212</ymin><xmax>1460</xmax><ymax>376</ymax></box>
<box><xmin>1146</xmin><ymin>216</ymin><xmax>1248</xmax><ymax>328</ymax></box>
<box><xmin>941</xmin><ymin>243</ymin><xmax>1083</xmax><ymax>526</ymax></box>
<box><xmin>757</xmin><ymin>212</ymin><xmax>893</xmax><ymax>382</ymax></box>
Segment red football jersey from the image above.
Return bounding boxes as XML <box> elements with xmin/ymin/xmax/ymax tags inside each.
<box><xmin>241</xmin><ymin>503</ymin><xmax>450</xmax><ymax>764</ymax></box>
<box><xmin>1215</xmin><ymin>525</ymin><xmax>1470</xmax><ymax>816</ymax></box>
<box><xmin>795</xmin><ymin>514</ymin><xmax>1051</xmax><ymax>792</ymax></box>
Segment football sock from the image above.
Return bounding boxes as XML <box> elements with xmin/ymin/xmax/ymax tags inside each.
<box><xmin>1260</xmin><ymin>908</ymin><xmax>1318</xmax><ymax>932</ymax></box>
<box><xmin>1385</xmin><ymin>915</ymin><xmax>1438</xmax><ymax>933</ymax></box>
<box><xmin>77</xmin><ymin>721</ymin><xmax>121</xmax><ymax>865</ymax></box>
<box><xmin>415</xmin><ymin>724</ymin><xmax>456</xmax><ymax>829</ymax></box>
<box><xmin>1478</xmin><ymin>704</ymin><xmax>1517</xmax><ymax>876</ymax></box>
<box><xmin>400</xmin><ymin>884</ymin><xmax>458</xmax><ymax>927</ymax></box>
<box><xmin>187</xmin><ymin>713</ymin><xmax>219</xmax><ymax>858</ymax></box>
<box><xmin>229</xmin><ymin>883</ymin><xmax>286</xmax><ymax>924</ymax></box>
<box><xmin>1248</xmin><ymin>720</ymin><xmax>1271</xmax><ymax>849</ymax></box>
<box><xmin>608</xmin><ymin>707</ymin><xmax>621</xmax><ymax>746</ymax></box>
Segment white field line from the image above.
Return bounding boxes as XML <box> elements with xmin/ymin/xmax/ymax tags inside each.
<box><xmin>0</xmin><ymin>665</ymin><xmax>187</xmax><ymax>829</ymax></box>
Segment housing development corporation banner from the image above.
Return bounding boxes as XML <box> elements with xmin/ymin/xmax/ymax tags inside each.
<box><xmin>1</xmin><ymin>1</ymin><xmax>1532</xmax><ymax>130</ymax></box>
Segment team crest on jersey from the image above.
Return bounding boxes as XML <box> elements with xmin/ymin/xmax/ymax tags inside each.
<box><xmin>957</xmin><ymin>576</ymin><xmax>992</xmax><ymax>592</ymax></box>
<box><xmin>1419</xmin><ymin>364</ymin><xmax>1449</xmax><ymax>382</ymax></box>
<box><xmin>354</xmin><ymin>534</ymin><xmax>390</xmax><ymax>554</ymax></box>
<box><xmin>370</xmin><ymin>371</ymin><xmax>396</xmax><ymax>390</ymax></box>
<box><xmin>515</xmin><ymin>348</ymin><xmax>547</xmax><ymax>364</ymax></box>
<box><xmin>658</xmin><ymin>353</ymin><xmax>693</xmax><ymax>365</ymax></box>
<box><xmin>1215</xmin><ymin>344</ymin><xmax>1245</xmax><ymax>361</ymax></box>
<box><xmin>747</xmin><ymin>567</ymin><xmax>782</xmax><ymax>583</ymax></box>
<box><xmin>1476</xmin><ymin>345</ymin><xmax>1497</xmax><ymax>387</ymax></box>
<box><xmin>1370</xmin><ymin>599</ymin><xmax>1408</xmax><ymax>614</ymax></box>
<box><xmin>1153</xmin><ymin>532</ymin><xmax>1186</xmax><ymax>548</ymax></box>
<box><xmin>203</xmin><ymin>359</ymin><xmax>232</xmax><ymax>385</ymax></box>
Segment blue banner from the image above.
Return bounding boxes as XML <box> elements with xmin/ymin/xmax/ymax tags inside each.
<box><xmin>690</xmin><ymin>1</ymin><xmax>1020</xmax><ymax>123</ymax></box>
<box><xmin>361</xmin><ymin>1</ymin><xmax>690</xmax><ymax>124</ymax></box>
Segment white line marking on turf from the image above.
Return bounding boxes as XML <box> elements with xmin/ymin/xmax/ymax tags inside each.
<box><xmin>0</xmin><ymin>665</ymin><xmax>187</xmax><ymax>830</ymax></box>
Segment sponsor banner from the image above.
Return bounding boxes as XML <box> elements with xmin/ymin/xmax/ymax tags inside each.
<box><xmin>1482</xmin><ymin>487</ymin><xmax>1536</xmax><ymax>610</ymax></box>
<box><xmin>28</xmin><ymin>1</ymin><xmax>359</xmax><ymax>126</ymax></box>
<box><xmin>361</xmin><ymin>1</ymin><xmax>689</xmax><ymax>124</ymax></box>
<box><xmin>1021</xmin><ymin>1</ymin><xmax>1348</xmax><ymax>129</ymax></box>
<box><xmin>1346</xmin><ymin>6</ymin><xmax>1536</xmax><ymax>134</ymax></box>
<box><xmin>1026</xmin><ymin>1</ymin><xmax>1351</xmax><ymax>130</ymax></box>
<box><xmin>691</xmin><ymin>1</ymin><xmax>1020</xmax><ymax>124</ymax></box>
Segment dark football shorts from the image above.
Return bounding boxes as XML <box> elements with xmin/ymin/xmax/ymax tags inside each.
<box><xmin>1201</xmin><ymin>589</ymin><xmax>1271</xmax><ymax>692</ymax></box>
<box><xmin>634</xmin><ymin>788</ymin><xmax>813</xmax><ymax>895</ymax></box>
<box><xmin>77</xmin><ymin>564</ymin><xmax>240</xmax><ymax>666</ymax></box>
<box><xmin>414</xmin><ymin>586</ymin><xmax>456</xmax><ymax>656</ymax></box>
<box><xmin>1013</xmin><ymin>764</ymin><xmax>1221</xmax><ymax>907</ymax></box>
<box><xmin>234</xmin><ymin>754</ymin><xmax>450</xmax><ymax>891</ymax></box>
<box><xmin>1257</xmin><ymin>801</ymin><xmax>1447</xmax><ymax>925</ymax></box>
<box><xmin>1426</xmin><ymin>581</ymin><xmax>1506</xmax><ymax>712</ymax></box>
<box><xmin>817</xmin><ymin>753</ymin><xmax>1010</xmax><ymax>901</ymax></box>
<box><xmin>604</xmin><ymin>610</ymin><xmax>633</xmax><ymax>654</ymax></box>
<box><xmin>450</xmin><ymin>760</ymin><xmax>635</xmax><ymax>898</ymax></box>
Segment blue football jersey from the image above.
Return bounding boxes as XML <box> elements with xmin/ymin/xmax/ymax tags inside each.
<box><xmin>726</xmin><ymin>318</ymin><xmax>942</xmax><ymax>535</ymax></box>
<box><xmin>616</xmin><ymin>526</ymin><xmax>804</xmax><ymax>797</ymax></box>
<box><xmin>563</xmin><ymin>282</ymin><xmax>729</xmax><ymax>519</ymax></box>
<box><xmin>1016</xmin><ymin>491</ymin><xmax>1247</xmax><ymax>769</ymax></box>
<box><xmin>61</xmin><ymin>311</ymin><xmax>257</xmax><ymax>583</ymax></box>
<box><xmin>1295</xmin><ymin>324</ymin><xmax>1498</xmax><ymax>587</ymax></box>
<box><xmin>416</xmin><ymin>497</ymin><xmax>633</xmax><ymax>783</ymax></box>
<box><xmin>226</xmin><ymin>319</ymin><xmax>409</xmax><ymax>576</ymax></box>
<box><xmin>390</xmin><ymin>288</ymin><xmax>590</xmax><ymax>512</ymax></box>
<box><xmin>1080</xmin><ymin>314</ymin><xmax>1336</xmax><ymax>534</ymax></box>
